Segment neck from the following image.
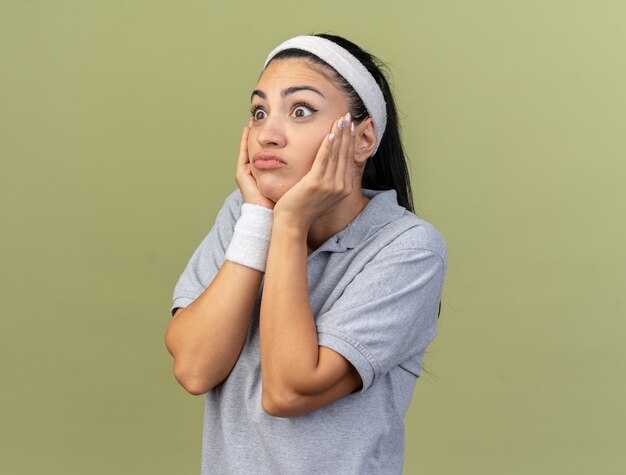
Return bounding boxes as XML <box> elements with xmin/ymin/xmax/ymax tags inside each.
<box><xmin>306</xmin><ymin>188</ymin><xmax>369</xmax><ymax>254</ymax></box>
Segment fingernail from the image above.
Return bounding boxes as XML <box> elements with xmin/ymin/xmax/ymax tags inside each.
<box><xmin>338</xmin><ymin>117</ymin><xmax>344</xmax><ymax>129</ymax></box>
<box><xmin>351</xmin><ymin>122</ymin><xmax>355</xmax><ymax>135</ymax></box>
<box><xmin>345</xmin><ymin>112</ymin><xmax>351</xmax><ymax>124</ymax></box>
<box><xmin>328</xmin><ymin>132</ymin><xmax>335</xmax><ymax>142</ymax></box>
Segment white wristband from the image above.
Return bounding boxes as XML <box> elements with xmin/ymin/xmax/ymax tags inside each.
<box><xmin>225</xmin><ymin>203</ymin><xmax>274</xmax><ymax>272</ymax></box>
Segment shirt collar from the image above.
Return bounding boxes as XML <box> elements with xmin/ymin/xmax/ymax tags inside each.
<box><xmin>312</xmin><ymin>188</ymin><xmax>406</xmax><ymax>255</ymax></box>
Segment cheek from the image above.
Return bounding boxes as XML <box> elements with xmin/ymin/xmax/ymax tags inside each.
<box><xmin>298</xmin><ymin>131</ymin><xmax>328</xmax><ymax>165</ymax></box>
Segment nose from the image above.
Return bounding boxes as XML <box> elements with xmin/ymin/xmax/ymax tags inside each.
<box><xmin>256</xmin><ymin>115</ymin><xmax>287</xmax><ymax>149</ymax></box>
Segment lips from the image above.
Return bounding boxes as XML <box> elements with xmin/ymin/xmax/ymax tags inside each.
<box><xmin>252</xmin><ymin>152</ymin><xmax>287</xmax><ymax>170</ymax></box>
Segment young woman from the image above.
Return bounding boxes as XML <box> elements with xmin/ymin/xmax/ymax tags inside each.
<box><xmin>166</xmin><ymin>33</ymin><xmax>447</xmax><ymax>474</ymax></box>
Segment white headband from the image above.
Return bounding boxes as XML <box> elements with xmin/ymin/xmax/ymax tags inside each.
<box><xmin>263</xmin><ymin>35</ymin><xmax>387</xmax><ymax>155</ymax></box>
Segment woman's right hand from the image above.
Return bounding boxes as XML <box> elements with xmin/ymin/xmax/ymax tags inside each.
<box><xmin>235</xmin><ymin>117</ymin><xmax>275</xmax><ymax>209</ymax></box>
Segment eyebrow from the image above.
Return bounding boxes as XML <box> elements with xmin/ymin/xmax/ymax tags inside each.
<box><xmin>250</xmin><ymin>85</ymin><xmax>326</xmax><ymax>102</ymax></box>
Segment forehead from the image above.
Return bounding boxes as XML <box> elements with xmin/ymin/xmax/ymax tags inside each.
<box><xmin>255</xmin><ymin>58</ymin><xmax>341</xmax><ymax>94</ymax></box>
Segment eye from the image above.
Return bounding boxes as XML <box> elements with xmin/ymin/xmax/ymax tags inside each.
<box><xmin>250</xmin><ymin>105</ymin><xmax>267</xmax><ymax>121</ymax></box>
<box><xmin>291</xmin><ymin>102</ymin><xmax>317</xmax><ymax>118</ymax></box>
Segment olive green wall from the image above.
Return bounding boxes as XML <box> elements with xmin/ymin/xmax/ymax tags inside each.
<box><xmin>1</xmin><ymin>1</ymin><xmax>624</xmax><ymax>474</ymax></box>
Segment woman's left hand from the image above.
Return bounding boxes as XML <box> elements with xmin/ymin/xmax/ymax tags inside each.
<box><xmin>273</xmin><ymin>112</ymin><xmax>356</xmax><ymax>231</ymax></box>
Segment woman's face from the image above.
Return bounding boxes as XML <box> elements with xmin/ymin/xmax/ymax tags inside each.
<box><xmin>247</xmin><ymin>58</ymin><xmax>351</xmax><ymax>203</ymax></box>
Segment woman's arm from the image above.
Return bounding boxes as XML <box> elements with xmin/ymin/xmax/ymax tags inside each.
<box><xmin>259</xmin><ymin>218</ymin><xmax>362</xmax><ymax>416</ymax></box>
<box><xmin>165</xmin><ymin>261</ymin><xmax>262</xmax><ymax>395</ymax></box>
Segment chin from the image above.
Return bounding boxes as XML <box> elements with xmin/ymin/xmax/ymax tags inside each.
<box><xmin>258</xmin><ymin>184</ymin><xmax>287</xmax><ymax>204</ymax></box>
<box><xmin>256</xmin><ymin>176</ymin><xmax>292</xmax><ymax>204</ymax></box>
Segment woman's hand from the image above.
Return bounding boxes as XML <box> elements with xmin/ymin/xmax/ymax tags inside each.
<box><xmin>273</xmin><ymin>113</ymin><xmax>356</xmax><ymax>231</ymax></box>
<box><xmin>235</xmin><ymin>117</ymin><xmax>275</xmax><ymax>209</ymax></box>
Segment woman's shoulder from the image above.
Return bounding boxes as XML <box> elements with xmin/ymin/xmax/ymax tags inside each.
<box><xmin>397</xmin><ymin>211</ymin><xmax>446</xmax><ymax>260</ymax></box>
<box><xmin>223</xmin><ymin>188</ymin><xmax>244</xmax><ymax>209</ymax></box>
<box><xmin>213</xmin><ymin>188</ymin><xmax>244</xmax><ymax>223</ymax></box>
<box><xmin>378</xmin><ymin>214</ymin><xmax>447</xmax><ymax>268</ymax></box>
<box><xmin>363</xmin><ymin>189</ymin><xmax>446</xmax><ymax>264</ymax></box>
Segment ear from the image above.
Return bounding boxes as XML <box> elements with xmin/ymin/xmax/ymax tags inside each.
<box><xmin>354</xmin><ymin>118</ymin><xmax>377</xmax><ymax>164</ymax></box>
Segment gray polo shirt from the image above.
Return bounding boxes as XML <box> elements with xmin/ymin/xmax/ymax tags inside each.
<box><xmin>170</xmin><ymin>188</ymin><xmax>447</xmax><ymax>475</ymax></box>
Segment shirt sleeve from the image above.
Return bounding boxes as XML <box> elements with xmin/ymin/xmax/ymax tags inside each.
<box><xmin>315</xmin><ymin>246</ymin><xmax>446</xmax><ymax>393</ymax></box>
<box><xmin>169</xmin><ymin>189</ymin><xmax>242</xmax><ymax>316</ymax></box>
